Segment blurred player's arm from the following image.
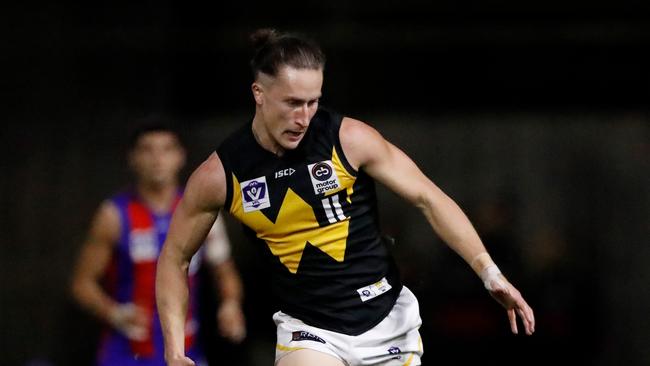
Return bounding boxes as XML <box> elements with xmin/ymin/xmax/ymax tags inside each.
<box><xmin>340</xmin><ymin>117</ymin><xmax>535</xmax><ymax>335</ymax></box>
<box><xmin>70</xmin><ymin>201</ymin><xmax>148</xmax><ymax>340</ymax></box>
<box><xmin>204</xmin><ymin>214</ymin><xmax>246</xmax><ymax>343</ymax></box>
<box><xmin>156</xmin><ymin>153</ymin><xmax>225</xmax><ymax>365</ymax></box>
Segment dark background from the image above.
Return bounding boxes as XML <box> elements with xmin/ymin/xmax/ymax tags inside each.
<box><xmin>2</xmin><ymin>1</ymin><xmax>649</xmax><ymax>365</ymax></box>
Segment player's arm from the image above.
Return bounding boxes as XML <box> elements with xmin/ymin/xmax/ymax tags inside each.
<box><xmin>70</xmin><ymin>201</ymin><xmax>148</xmax><ymax>339</ymax></box>
<box><xmin>156</xmin><ymin>153</ymin><xmax>227</xmax><ymax>365</ymax></box>
<box><xmin>70</xmin><ymin>201</ymin><xmax>121</xmax><ymax>320</ymax></box>
<box><xmin>204</xmin><ymin>215</ymin><xmax>246</xmax><ymax>343</ymax></box>
<box><xmin>340</xmin><ymin>117</ymin><xmax>535</xmax><ymax>335</ymax></box>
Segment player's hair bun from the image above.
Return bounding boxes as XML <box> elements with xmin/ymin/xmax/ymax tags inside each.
<box><xmin>250</xmin><ymin>28</ymin><xmax>279</xmax><ymax>51</ymax></box>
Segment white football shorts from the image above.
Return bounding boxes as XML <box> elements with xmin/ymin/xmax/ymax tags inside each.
<box><xmin>274</xmin><ymin>286</ymin><xmax>423</xmax><ymax>366</ymax></box>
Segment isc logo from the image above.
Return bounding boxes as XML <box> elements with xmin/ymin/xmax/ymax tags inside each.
<box><xmin>274</xmin><ymin>168</ymin><xmax>295</xmax><ymax>179</ymax></box>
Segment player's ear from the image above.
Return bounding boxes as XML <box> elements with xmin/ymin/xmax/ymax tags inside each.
<box><xmin>252</xmin><ymin>82</ymin><xmax>264</xmax><ymax>105</ymax></box>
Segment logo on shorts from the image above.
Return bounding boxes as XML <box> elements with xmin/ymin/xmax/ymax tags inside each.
<box><xmin>307</xmin><ymin>160</ymin><xmax>340</xmax><ymax>195</ymax></box>
<box><xmin>240</xmin><ymin>176</ymin><xmax>271</xmax><ymax>212</ymax></box>
<box><xmin>291</xmin><ymin>331</ymin><xmax>326</xmax><ymax>344</ymax></box>
<box><xmin>388</xmin><ymin>346</ymin><xmax>402</xmax><ymax>360</ymax></box>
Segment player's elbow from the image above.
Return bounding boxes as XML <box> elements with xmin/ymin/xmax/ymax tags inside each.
<box><xmin>413</xmin><ymin>187</ymin><xmax>436</xmax><ymax>215</ymax></box>
<box><xmin>69</xmin><ymin>273</ymin><xmax>92</xmax><ymax>308</ymax></box>
<box><xmin>158</xmin><ymin>241</ymin><xmax>191</xmax><ymax>275</ymax></box>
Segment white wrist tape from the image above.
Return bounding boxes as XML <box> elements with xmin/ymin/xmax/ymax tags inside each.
<box><xmin>480</xmin><ymin>264</ymin><xmax>506</xmax><ymax>291</ymax></box>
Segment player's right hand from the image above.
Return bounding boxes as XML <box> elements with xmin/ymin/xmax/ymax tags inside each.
<box><xmin>166</xmin><ymin>355</ymin><xmax>196</xmax><ymax>366</ymax></box>
<box><xmin>107</xmin><ymin>303</ymin><xmax>149</xmax><ymax>340</ymax></box>
<box><xmin>487</xmin><ymin>277</ymin><xmax>535</xmax><ymax>335</ymax></box>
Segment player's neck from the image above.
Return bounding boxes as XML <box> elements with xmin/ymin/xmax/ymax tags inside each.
<box><xmin>135</xmin><ymin>182</ymin><xmax>178</xmax><ymax>213</ymax></box>
<box><xmin>252</xmin><ymin>115</ymin><xmax>285</xmax><ymax>157</ymax></box>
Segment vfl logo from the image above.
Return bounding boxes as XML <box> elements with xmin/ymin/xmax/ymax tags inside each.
<box><xmin>240</xmin><ymin>176</ymin><xmax>271</xmax><ymax>212</ymax></box>
<box><xmin>307</xmin><ymin>160</ymin><xmax>341</xmax><ymax>195</ymax></box>
<box><xmin>291</xmin><ymin>331</ymin><xmax>326</xmax><ymax>344</ymax></box>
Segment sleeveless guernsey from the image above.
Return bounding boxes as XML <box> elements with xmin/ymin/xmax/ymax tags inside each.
<box><xmin>218</xmin><ymin>107</ymin><xmax>402</xmax><ymax>335</ymax></box>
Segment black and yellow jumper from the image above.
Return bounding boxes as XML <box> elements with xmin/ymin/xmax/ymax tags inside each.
<box><xmin>217</xmin><ymin>107</ymin><xmax>402</xmax><ymax>335</ymax></box>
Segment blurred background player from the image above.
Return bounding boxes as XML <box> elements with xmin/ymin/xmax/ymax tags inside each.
<box><xmin>70</xmin><ymin>122</ymin><xmax>246</xmax><ymax>366</ymax></box>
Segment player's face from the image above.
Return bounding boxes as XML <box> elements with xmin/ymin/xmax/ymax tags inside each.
<box><xmin>254</xmin><ymin>66</ymin><xmax>323</xmax><ymax>151</ymax></box>
<box><xmin>129</xmin><ymin>131</ymin><xmax>185</xmax><ymax>187</ymax></box>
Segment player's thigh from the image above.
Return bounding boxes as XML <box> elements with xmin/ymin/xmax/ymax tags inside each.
<box><xmin>276</xmin><ymin>349</ymin><xmax>345</xmax><ymax>366</ymax></box>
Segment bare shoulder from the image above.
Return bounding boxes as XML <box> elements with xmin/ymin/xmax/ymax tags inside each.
<box><xmin>89</xmin><ymin>200</ymin><xmax>121</xmax><ymax>245</ymax></box>
<box><xmin>184</xmin><ymin>152</ymin><xmax>227</xmax><ymax>211</ymax></box>
<box><xmin>340</xmin><ymin>117</ymin><xmax>389</xmax><ymax>170</ymax></box>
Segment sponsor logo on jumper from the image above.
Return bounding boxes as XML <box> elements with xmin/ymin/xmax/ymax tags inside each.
<box><xmin>274</xmin><ymin>167</ymin><xmax>296</xmax><ymax>179</ymax></box>
<box><xmin>291</xmin><ymin>331</ymin><xmax>326</xmax><ymax>344</ymax></box>
<box><xmin>307</xmin><ymin>160</ymin><xmax>340</xmax><ymax>195</ymax></box>
<box><xmin>129</xmin><ymin>229</ymin><xmax>158</xmax><ymax>262</ymax></box>
<box><xmin>356</xmin><ymin>277</ymin><xmax>392</xmax><ymax>302</ymax></box>
<box><xmin>240</xmin><ymin>176</ymin><xmax>271</xmax><ymax>212</ymax></box>
<box><xmin>311</xmin><ymin>162</ymin><xmax>332</xmax><ymax>181</ymax></box>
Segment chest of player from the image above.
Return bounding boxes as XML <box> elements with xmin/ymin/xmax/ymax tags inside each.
<box><xmin>117</xmin><ymin>206</ymin><xmax>202</xmax><ymax>274</ymax></box>
<box><xmin>232</xmin><ymin>150</ymin><xmax>356</xmax><ymax>226</ymax></box>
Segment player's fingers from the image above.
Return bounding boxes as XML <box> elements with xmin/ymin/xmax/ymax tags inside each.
<box><xmin>516</xmin><ymin>307</ymin><xmax>532</xmax><ymax>335</ymax></box>
<box><xmin>508</xmin><ymin>308</ymin><xmax>518</xmax><ymax>334</ymax></box>
<box><xmin>517</xmin><ymin>298</ymin><xmax>535</xmax><ymax>334</ymax></box>
<box><xmin>525</xmin><ymin>303</ymin><xmax>536</xmax><ymax>334</ymax></box>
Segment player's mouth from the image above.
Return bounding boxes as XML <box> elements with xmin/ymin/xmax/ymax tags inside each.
<box><xmin>284</xmin><ymin>130</ymin><xmax>305</xmax><ymax>141</ymax></box>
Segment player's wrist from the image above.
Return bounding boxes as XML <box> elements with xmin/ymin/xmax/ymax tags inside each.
<box><xmin>165</xmin><ymin>351</ymin><xmax>188</xmax><ymax>364</ymax></box>
<box><xmin>471</xmin><ymin>252</ymin><xmax>507</xmax><ymax>291</ymax></box>
<box><xmin>94</xmin><ymin>298</ymin><xmax>120</xmax><ymax>324</ymax></box>
<box><xmin>106</xmin><ymin>302</ymin><xmax>130</xmax><ymax>326</ymax></box>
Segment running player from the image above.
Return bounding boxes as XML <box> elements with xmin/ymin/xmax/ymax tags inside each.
<box><xmin>156</xmin><ymin>29</ymin><xmax>535</xmax><ymax>366</ymax></box>
<box><xmin>71</xmin><ymin>122</ymin><xmax>246</xmax><ymax>366</ymax></box>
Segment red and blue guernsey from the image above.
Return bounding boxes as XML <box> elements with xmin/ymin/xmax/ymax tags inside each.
<box><xmin>98</xmin><ymin>190</ymin><xmax>205</xmax><ymax>366</ymax></box>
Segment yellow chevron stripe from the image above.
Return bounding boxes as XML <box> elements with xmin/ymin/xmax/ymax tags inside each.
<box><xmin>231</xmin><ymin>174</ymin><xmax>348</xmax><ymax>274</ymax></box>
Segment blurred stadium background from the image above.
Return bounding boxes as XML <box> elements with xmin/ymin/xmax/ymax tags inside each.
<box><xmin>3</xmin><ymin>1</ymin><xmax>649</xmax><ymax>365</ymax></box>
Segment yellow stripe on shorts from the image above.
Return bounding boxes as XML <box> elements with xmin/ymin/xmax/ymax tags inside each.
<box><xmin>276</xmin><ymin>343</ymin><xmax>304</xmax><ymax>352</ymax></box>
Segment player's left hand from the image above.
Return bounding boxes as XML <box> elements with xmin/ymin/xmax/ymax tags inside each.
<box><xmin>216</xmin><ymin>299</ymin><xmax>246</xmax><ymax>343</ymax></box>
<box><xmin>487</xmin><ymin>275</ymin><xmax>535</xmax><ymax>335</ymax></box>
